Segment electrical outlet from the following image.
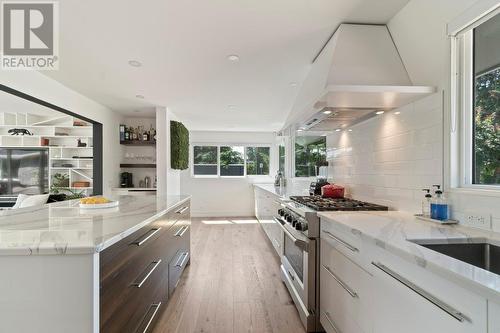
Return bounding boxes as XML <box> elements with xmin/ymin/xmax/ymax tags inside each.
<box><xmin>465</xmin><ymin>212</ymin><xmax>492</xmax><ymax>229</ymax></box>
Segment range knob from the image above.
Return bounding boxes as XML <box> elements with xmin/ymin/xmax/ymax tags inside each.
<box><xmin>291</xmin><ymin>218</ymin><xmax>298</xmax><ymax>227</ymax></box>
<box><xmin>286</xmin><ymin>215</ymin><xmax>293</xmax><ymax>223</ymax></box>
<box><xmin>295</xmin><ymin>221</ymin><xmax>307</xmax><ymax>231</ymax></box>
<box><xmin>278</xmin><ymin>208</ymin><xmax>284</xmax><ymax>216</ymax></box>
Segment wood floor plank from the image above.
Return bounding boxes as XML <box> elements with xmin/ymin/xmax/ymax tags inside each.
<box><xmin>153</xmin><ymin>217</ymin><xmax>305</xmax><ymax>333</ymax></box>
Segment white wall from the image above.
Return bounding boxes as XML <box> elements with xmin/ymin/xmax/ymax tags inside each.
<box><xmin>180</xmin><ymin>131</ymin><xmax>276</xmax><ymax>217</ymax></box>
<box><xmin>330</xmin><ymin>0</ymin><xmax>500</xmax><ymax>231</ymax></box>
<box><xmin>1</xmin><ymin>71</ymin><xmax>123</xmax><ymax>196</ymax></box>
<box><xmin>327</xmin><ymin>93</ymin><xmax>443</xmax><ymax>212</ymax></box>
<box><xmin>156</xmin><ymin>107</ymin><xmax>183</xmax><ymax>196</ymax></box>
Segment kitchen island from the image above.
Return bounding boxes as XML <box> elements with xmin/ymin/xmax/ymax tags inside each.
<box><xmin>0</xmin><ymin>194</ymin><xmax>191</xmax><ymax>333</ymax></box>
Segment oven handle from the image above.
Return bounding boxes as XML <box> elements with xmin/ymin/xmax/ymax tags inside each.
<box><xmin>273</xmin><ymin>217</ymin><xmax>308</xmax><ymax>252</ymax></box>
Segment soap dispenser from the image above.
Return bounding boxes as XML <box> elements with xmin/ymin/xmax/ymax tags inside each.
<box><xmin>430</xmin><ymin>185</ymin><xmax>449</xmax><ymax>221</ymax></box>
<box><xmin>421</xmin><ymin>189</ymin><xmax>432</xmax><ymax>217</ymax></box>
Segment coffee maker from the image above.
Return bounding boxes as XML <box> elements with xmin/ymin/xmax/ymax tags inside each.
<box><xmin>120</xmin><ymin>172</ymin><xmax>133</xmax><ymax>188</ymax></box>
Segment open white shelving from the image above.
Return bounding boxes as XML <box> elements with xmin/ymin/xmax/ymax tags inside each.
<box><xmin>0</xmin><ymin>111</ymin><xmax>94</xmax><ymax>196</ymax></box>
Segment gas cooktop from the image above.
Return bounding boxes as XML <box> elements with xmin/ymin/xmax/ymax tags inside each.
<box><xmin>289</xmin><ymin>196</ymin><xmax>388</xmax><ymax>211</ymax></box>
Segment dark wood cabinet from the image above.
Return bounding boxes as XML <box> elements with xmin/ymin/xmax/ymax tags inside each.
<box><xmin>99</xmin><ymin>200</ymin><xmax>190</xmax><ymax>333</ymax></box>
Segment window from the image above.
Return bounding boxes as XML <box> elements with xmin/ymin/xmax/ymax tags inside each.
<box><xmin>246</xmin><ymin>147</ymin><xmax>270</xmax><ymax>175</ymax></box>
<box><xmin>192</xmin><ymin>144</ymin><xmax>270</xmax><ymax>177</ymax></box>
<box><xmin>294</xmin><ymin>136</ymin><xmax>326</xmax><ymax>177</ymax></box>
<box><xmin>279</xmin><ymin>144</ymin><xmax>285</xmax><ymax>173</ymax></box>
<box><xmin>473</xmin><ymin>14</ymin><xmax>500</xmax><ymax>185</ymax></box>
<box><xmin>220</xmin><ymin>146</ymin><xmax>245</xmax><ymax>176</ymax></box>
<box><xmin>193</xmin><ymin>146</ymin><xmax>218</xmax><ymax>176</ymax></box>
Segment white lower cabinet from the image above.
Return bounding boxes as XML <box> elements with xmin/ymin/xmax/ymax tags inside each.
<box><xmin>371</xmin><ymin>260</ymin><xmax>486</xmax><ymax>333</ymax></box>
<box><xmin>488</xmin><ymin>301</ymin><xmax>500</xmax><ymax>332</ymax></box>
<box><xmin>319</xmin><ymin>222</ymin><xmax>488</xmax><ymax>333</ymax></box>
<box><xmin>320</xmin><ymin>239</ymin><xmax>373</xmax><ymax>333</ymax></box>
<box><xmin>254</xmin><ymin>187</ymin><xmax>283</xmax><ymax>257</ymax></box>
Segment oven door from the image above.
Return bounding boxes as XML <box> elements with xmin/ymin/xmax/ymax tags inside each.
<box><xmin>275</xmin><ymin>217</ymin><xmax>317</xmax><ymax>331</ymax></box>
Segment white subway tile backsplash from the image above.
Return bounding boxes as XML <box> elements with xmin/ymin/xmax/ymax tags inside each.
<box><xmin>328</xmin><ymin>93</ymin><xmax>443</xmax><ymax>212</ymax></box>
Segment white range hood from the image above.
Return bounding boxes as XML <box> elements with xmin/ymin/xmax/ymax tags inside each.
<box><xmin>291</xmin><ymin>24</ymin><xmax>436</xmax><ymax>131</ymax></box>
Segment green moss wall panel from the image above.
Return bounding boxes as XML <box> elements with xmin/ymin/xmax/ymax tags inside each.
<box><xmin>170</xmin><ymin>120</ymin><xmax>189</xmax><ymax>170</ymax></box>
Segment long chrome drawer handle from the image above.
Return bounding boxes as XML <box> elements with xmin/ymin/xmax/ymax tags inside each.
<box><xmin>174</xmin><ymin>225</ymin><xmax>189</xmax><ymax>237</ymax></box>
<box><xmin>322</xmin><ymin>264</ymin><xmax>358</xmax><ymax>298</ymax></box>
<box><xmin>273</xmin><ymin>217</ymin><xmax>308</xmax><ymax>252</ymax></box>
<box><xmin>132</xmin><ymin>228</ymin><xmax>162</xmax><ymax>246</ymax></box>
<box><xmin>175</xmin><ymin>206</ymin><xmax>189</xmax><ymax>214</ymax></box>
<box><xmin>371</xmin><ymin>262</ymin><xmax>470</xmax><ymax>323</ymax></box>
<box><xmin>323</xmin><ymin>230</ymin><xmax>359</xmax><ymax>253</ymax></box>
<box><xmin>175</xmin><ymin>252</ymin><xmax>189</xmax><ymax>268</ymax></box>
<box><xmin>323</xmin><ymin>311</ymin><xmax>341</xmax><ymax>333</ymax></box>
<box><xmin>138</xmin><ymin>302</ymin><xmax>162</xmax><ymax>333</ymax></box>
<box><xmin>132</xmin><ymin>260</ymin><xmax>162</xmax><ymax>288</ymax></box>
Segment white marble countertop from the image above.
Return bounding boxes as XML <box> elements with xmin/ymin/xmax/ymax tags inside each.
<box><xmin>0</xmin><ymin>194</ymin><xmax>190</xmax><ymax>256</ymax></box>
<box><xmin>319</xmin><ymin>211</ymin><xmax>500</xmax><ymax>301</ymax></box>
<box><xmin>253</xmin><ymin>183</ymin><xmax>310</xmax><ymax>200</ymax></box>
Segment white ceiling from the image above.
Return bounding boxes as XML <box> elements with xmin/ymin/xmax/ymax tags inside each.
<box><xmin>44</xmin><ymin>0</ymin><xmax>410</xmax><ymax>131</ymax></box>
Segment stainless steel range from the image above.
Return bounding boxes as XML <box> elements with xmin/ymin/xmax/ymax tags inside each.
<box><xmin>274</xmin><ymin>196</ymin><xmax>388</xmax><ymax>332</ymax></box>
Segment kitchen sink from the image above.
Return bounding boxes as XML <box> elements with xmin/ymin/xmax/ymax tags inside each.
<box><xmin>410</xmin><ymin>240</ymin><xmax>500</xmax><ymax>275</ymax></box>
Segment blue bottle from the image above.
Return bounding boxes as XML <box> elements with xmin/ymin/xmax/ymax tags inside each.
<box><xmin>430</xmin><ymin>185</ymin><xmax>449</xmax><ymax>221</ymax></box>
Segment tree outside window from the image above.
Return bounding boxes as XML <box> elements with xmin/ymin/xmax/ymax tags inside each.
<box><xmin>220</xmin><ymin>146</ymin><xmax>244</xmax><ymax>176</ymax></box>
<box><xmin>193</xmin><ymin>146</ymin><xmax>218</xmax><ymax>175</ymax></box>
<box><xmin>473</xmin><ymin>13</ymin><xmax>500</xmax><ymax>185</ymax></box>
<box><xmin>294</xmin><ymin>136</ymin><xmax>327</xmax><ymax>177</ymax></box>
<box><xmin>246</xmin><ymin>147</ymin><xmax>270</xmax><ymax>175</ymax></box>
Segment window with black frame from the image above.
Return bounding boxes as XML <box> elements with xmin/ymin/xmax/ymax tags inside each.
<box><xmin>473</xmin><ymin>13</ymin><xmax>500</xmax><ymax>185</ymax></box>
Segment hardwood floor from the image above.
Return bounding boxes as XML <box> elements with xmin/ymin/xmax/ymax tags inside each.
<box><xmin>153</xmin><ymin>217</ymin><xmax>305</xmax><ymax>333</ymax></box>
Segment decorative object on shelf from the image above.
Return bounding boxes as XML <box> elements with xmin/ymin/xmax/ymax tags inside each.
<box><xmin>73</xmin><ymin>120</ymin><xmax>88</xmax><ymax>127</ymax></box>
<box><xmin>8</xmin><ymin>128</ymin><xmax>33</xmax><ymax>136</ymax></box>
<box><xmin>52</xmin><ymin>173</ymin><xmax>70</xmax><ymax>188</ymax></box>
<box><xmin>73</xmin><ymin>181</ymin><xmax>91</xmax><ymax>188</ymax></box>
<box><xmin>77</xmin><ymin>138</ymin><xmax>87</xmax><ymax>147</ymax></box>
<box><xmin>61</xmin><ymin>163</ymin><xmax>74</xmax><ymax>167</ymax></box>
<box><xmin>41</xmin><ymin>138</ymin><xmax>50</xmax><ymax>146</ymax></box>
<box><xmin>170</xmin><ymin>120</ymin><xmax>189</xmax><ymax>170</ymax></box>
<box><xmin>120</xmin><ymin>124</ymin><xmax>156</xmax><ymax>143</ymax></box>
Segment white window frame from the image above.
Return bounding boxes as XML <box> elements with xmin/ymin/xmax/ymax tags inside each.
<box><xmin>191</xmin><ymin>145</ymin><xmax>219</xmax><ymax>178</ymax></box>
<box><xmin>449</xmin><ymin>1</ymin><xmax>500</xmax><ymax>194</ymax></box>
<box><xmin>191</xmin><ymin>143</ymin><xmax>272</xmax><ymax>179</ymax></box>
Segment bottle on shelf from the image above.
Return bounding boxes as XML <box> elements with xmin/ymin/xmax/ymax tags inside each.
<box><xmin>430</xmin><ymin>185</ymin><xmax>449</xmax><ymax>221</ymax></box>
<box><xmin>124</xmin><ymin>126</ymin><xmax>130</xmax><ymax>141</ymax></box>
<box><xmin>143</xmin><ymin>129</ymin><xmax>149</xmax><ymax>141</ymax></box>
<box><xmin>132</xmin><ymin>127</ymin><xmax>137</xmax><ymax>140</ymax></box>
<box><xmin>421</xmin><ymin>189</ymin><xmax>432</xmax><ymax>217</ymax></box>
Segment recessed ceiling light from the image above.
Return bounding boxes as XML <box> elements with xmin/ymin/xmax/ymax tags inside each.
<box><xmin>297</xmin><ymin>129</ymin><xmax>303</xmax><ymax>132</ymax></box>
<box><xmin>375</xmin><ymin>111</ymin><xmax>385</xmax><ymax>115</ymax></box>
<box><xmin>348</xmin><ymin>129</ymin><xmax>353</xmax><ymax>132</ymax></box>
<box><xmin>228</xmin><ymin>105</ymin><xmax>236</xmax><ymax>110</ymax></box>
<box><xmin>394</xmin><ymin>111</ymin><xmax>401</xmax><ymax>115</ymax></box>
<box><xmin>135</xmin><ymin>94</ymin><xmax>144</xmax><ymax>99</ymax></box>
<box><xmin>335</xmin><ymin>129</ymin><xmax>341</xmax><ymax>132</ymax></box>
<box><xmin>227</xmin><ymin>54</ymin><xmax>240</xmax><ymax>62</ymax></box>
<box><xmin>323</xmin><ymin>110</ymin><xmax>332</xmax><ymax>115</ymax></box>
<box><xmin>290</xmin><ymin>82</ymin><xmax>297</xmax><ymax>87</ymax></box>
<box><xmin>128</xmin><ymin>60</ymin><xmax>142</xmax><ymax>67</ymax></box>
